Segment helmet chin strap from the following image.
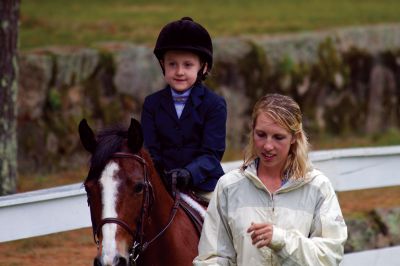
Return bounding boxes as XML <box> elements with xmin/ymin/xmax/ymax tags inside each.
<box><xmin>158</xmin><ymin>59</ymin><xmax>166</xmax><ymax>76</ymax></box>
<box><xmin>196</xmin><ymin>63</ymin><xmax>208</xmax><ymax>84</ymax></box>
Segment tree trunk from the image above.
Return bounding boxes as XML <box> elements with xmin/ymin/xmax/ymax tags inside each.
<box><xmin>0</xmin><ymin>0</ymin><xmax>19</xmax><ymax>195</ymax></box>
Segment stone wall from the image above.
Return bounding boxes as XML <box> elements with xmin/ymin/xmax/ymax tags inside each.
<box><xmin>17</xmin><ymin>24</ymin><xmax>400</xmax><ymax>172</ymax></box>
<box><xmin>345</xmin><ymin>207</ymin><xmax>400</xmax><ymax>253</ymax></box>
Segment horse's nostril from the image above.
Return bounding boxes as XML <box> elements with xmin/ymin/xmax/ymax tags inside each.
<box><xmin>114</xmin><ymin>255</ymin><xmax>128</xmax><ymax>266</ymax></box>
<box><xmin>93</xmin><ymin>256</ymin><xmax>102</xmax><ymax>266</ymax></box>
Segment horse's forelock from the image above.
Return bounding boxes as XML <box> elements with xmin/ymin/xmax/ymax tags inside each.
<box><xmin>86</xmin><ymin>126</ymin><xmax>126</xmax><ymax>182</ymax></box>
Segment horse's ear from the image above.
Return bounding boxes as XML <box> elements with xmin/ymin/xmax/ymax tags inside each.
<box><xmin>79</xmin><ymin>119</ymin><xmax>97</xmax><ymax>153</ymax></box>
<box><xmin>127</xmin><ymin>118</ymin><xmax>143</xmax><ymax>153</ymax></box>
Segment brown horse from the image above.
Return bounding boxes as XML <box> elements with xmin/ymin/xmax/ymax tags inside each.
<box><xmin>79</xmin><ymin>118</ymin><xmax>200</xmax><ymax>266</ymax></box>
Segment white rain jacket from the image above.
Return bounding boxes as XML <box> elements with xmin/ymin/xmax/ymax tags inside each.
<box><xmin>193</xmin><ymin>161</ymin><xmax>347</xmax><ymax>266</ymax></box>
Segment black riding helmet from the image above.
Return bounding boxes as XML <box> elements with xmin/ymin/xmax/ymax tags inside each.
<box><xmin>154</xmin><ymin>17</ymin><xmax>213</xmax><ymax>81</ymax></box>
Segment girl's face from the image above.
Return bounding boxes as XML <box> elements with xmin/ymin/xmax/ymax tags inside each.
<box><xmin>253</xmin><ymin>112</ymin><xmax>295</xmax><ymax>173</ymax></box>
<box><xmin>162</xmin><ymin>50</ymin><xmax>205</xmax><ymax>92</ymax></box>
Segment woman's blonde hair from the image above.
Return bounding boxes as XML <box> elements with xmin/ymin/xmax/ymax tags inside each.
<box><xmin>242</xmin><ymin>93</ymin><xmax>312</xmax><ymax>179</ymax></box>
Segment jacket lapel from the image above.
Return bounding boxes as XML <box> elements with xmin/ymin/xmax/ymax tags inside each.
<box><xmin>160</xmin><ymin>87</ymin><xmax>179</xmax><ymax>122</ymax></box>
<box><xmin>180</xmin><ymin>85</ymin><xmax>204</xmax><ymax>120</ymax></box>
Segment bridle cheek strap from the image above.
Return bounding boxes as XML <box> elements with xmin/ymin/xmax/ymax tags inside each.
<box><xmin>90</xmin><ymin>152</ymin><xmax>153</xmax><ymax>248</ymax></box>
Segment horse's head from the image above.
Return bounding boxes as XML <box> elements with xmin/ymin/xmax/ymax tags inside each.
<box><xmin>79</xmin><ymin>118</ymin><xmax>154</xmax><ymax>266</ymax></box>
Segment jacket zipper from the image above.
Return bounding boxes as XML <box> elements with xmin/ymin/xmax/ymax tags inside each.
<box><xmin>271</xmin><ymin>193</ymin><xmax>275</xmax><ymax>212</ymax></box>
<box><xmin>271</xmin><ymin>193</ymin><xmax>275</xmax><ymax>264</ymax></box>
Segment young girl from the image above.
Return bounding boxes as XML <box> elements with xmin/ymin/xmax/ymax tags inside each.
<box><xmin>141</xmin><ymin>17</ymin><xmax>227</xmax><ymax>202</ymax></box>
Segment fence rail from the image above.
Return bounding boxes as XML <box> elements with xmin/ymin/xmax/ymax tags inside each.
<box><xmin>1</xmin><ymin>145</ymin><xmax>400</xmax><ymax>265</ymax></box>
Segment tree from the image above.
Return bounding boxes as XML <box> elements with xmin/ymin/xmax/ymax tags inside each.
<box><xmin>0</xmin><ymin>0</ymin><xmax>20</xmax><ymax>195</ymax></box>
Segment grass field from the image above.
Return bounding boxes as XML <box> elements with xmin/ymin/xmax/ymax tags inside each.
<box><xmin>21</xmin><ymin>0</ymin><xmax>400</xmax><ymax>50</ymax></box>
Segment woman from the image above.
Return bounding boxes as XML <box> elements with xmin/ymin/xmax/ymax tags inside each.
<box><xmin>193</xmin><ymin>94</ymin><xmax>347</xmax><ymax>265</ymax></box>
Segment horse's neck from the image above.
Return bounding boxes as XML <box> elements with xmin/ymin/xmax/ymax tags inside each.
<box><xmin>141</xmin><ymin>185</ymin><xmax>199</xmax><ymax>266</ymax></box>
<box><xmin>148</xmin><ymin>173</ymin><xmax>177</xmax><ymax>226</ymax></box>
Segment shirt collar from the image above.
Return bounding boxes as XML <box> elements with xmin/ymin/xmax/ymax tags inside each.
<box><xmin>170</xmin><ymin>87</ymin><xmax>192</xmax><ymax>97</ymax></box>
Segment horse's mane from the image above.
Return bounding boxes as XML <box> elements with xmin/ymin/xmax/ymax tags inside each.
<box><xmin>86</xmin><ymin>125</ymin><xmax>128</xmax><ymax>182</ymax></box>
<box><xmin>84</xmin><ymin>124</ymin><xmax>158</xmax><ymax>184</ymax></box>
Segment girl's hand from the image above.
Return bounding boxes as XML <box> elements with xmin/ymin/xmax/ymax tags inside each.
<box><xmin>247</xmin><ymin>222</ymin><xmax>273</xmax><ymax>248</ymax></box>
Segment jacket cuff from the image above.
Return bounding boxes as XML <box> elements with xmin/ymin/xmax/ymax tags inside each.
<box><xmin>269</xmin><ymin>226</ymin><xmax>286</xmax><ymax>252</ymax></box>
<box><xmin>185</xmin><ymin>163</ymin><xmax>200</xmax><ymax>185</ymax></box>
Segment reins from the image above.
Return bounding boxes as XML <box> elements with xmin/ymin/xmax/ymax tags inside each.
<box><xmin>87</xmin><ymin>151</ymin><xmax>181</xmax><ymax>265</ymax></box>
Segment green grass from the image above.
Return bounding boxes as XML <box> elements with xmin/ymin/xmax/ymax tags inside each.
<box><xmin>20</xmin><ymin>0</ymin><xmax>400</xmax><ymax>50</ymax></box>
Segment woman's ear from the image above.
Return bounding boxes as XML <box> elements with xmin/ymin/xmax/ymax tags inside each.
<box><xmin>291</xmin><ymin>133</ymin><xmax>298</xmax><ymax>144</ymax></box>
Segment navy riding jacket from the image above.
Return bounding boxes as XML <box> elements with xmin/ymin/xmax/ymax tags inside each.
<box><xmin>141</xmin><ymin>84</ymin><xmax>227</xmax><ymax>192</ymax></box>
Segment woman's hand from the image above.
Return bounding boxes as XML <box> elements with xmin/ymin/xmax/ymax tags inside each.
<box><xmin>247</xmin><ymin>222</ymin><xmax>273</xmax><ymax>248</ymax></box>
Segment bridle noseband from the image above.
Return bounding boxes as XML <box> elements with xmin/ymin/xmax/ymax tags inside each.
<box><xmin>87</xmin><ymin>152</ymin><xmax>181</xmax><ymax>266</ymax></box>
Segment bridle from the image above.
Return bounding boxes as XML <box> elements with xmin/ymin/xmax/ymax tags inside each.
<box><xmin>87</xmin><ymin>151</ymin><xmax>181</xmax><ymax>266</ymax></box>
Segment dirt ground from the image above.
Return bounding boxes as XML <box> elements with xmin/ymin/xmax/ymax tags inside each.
<box><xmin>0</xmin><ymin>228</ymin><xmax>94</xmax><ymax>266</ymax></box>
<box><xmin>1</xmin><ymin>172</ymin><xmax>400</xmax><ymax>265</ymax></box>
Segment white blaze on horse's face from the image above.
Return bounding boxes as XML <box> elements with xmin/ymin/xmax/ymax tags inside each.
<box><xmin>99</xmin><ymin>161</ymin><xmax>122</xmax><ymax>264</ymax></box>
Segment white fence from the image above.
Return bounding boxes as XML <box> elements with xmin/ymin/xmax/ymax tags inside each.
<box><xmin>1</xmin><ymin>145</ymin><xmax>400</xmax><ymax>265</ymax></box>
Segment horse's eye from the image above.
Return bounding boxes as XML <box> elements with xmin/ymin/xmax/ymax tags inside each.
<box><xmin>134</xmin><ymin>183</ymin><xmax>144</xmax><ymax>193</ymax></box>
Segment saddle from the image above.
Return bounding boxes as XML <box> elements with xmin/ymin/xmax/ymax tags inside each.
<box><xmin>179</xmin><ymin>191</ymin><xmax>208</xmax><ymax>236</ymax></box>
<box><xmin>162</xmin><ymin>171</ymin><xmax>208</xmax><ymax>236</ymax></box>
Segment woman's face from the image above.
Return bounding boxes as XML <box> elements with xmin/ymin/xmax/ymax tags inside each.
<box><xmin>253</xmin><ymin>112</ymin><xmax>295</xmax><ymax>173</ymax></box>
